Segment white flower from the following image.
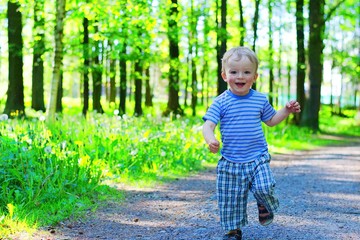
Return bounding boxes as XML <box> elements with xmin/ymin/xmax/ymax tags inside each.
<box><xmin>44</xmin><ymin>146</ymin><xmax>52</xmax><ymax>154</ymax></box>
<box><xmin>60</xmin><ymin>141</ymin><xmax>67</xmax><ymax>150</ymax></box>
<box><xmin>0</xmin><ymin>114</ymin><xmax>8</xmax><ymax>121</ymax></box>
<box><xmin>114</xmin><ymin>109</ymin><xmax>120</xmax><ymax>116</ymax></box>
<box><xmin>39</xmin><ymin>115</ymin><xmax>46</xmax><ymax>122</ymax></box>
<box><xmin>161</xmin><ymin>151</ymin><xmax>166</xmax><ymax>157</ymax></box>
<box><xmin>130</xmin><ymin>149</ymin><xmax>138</xmax><ymax>156</ymax></box>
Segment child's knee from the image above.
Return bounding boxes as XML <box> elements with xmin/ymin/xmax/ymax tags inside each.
<box><xmin>254</xmin><ymin>181</ymin><xmax>276</xmax><ymax>196</ymax></box>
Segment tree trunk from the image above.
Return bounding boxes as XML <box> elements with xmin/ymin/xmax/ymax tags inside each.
<box><xmin>109</xmin><ymin>55</ymin><xmax>116</xmax><ymax>104</ymax></box>
<box><xmin>47</xmin><ymin>0</ymin><xmax>65</xmax><ymax>121</ymax></box>
<box><xmin>56</xmin><ymin>74</ymin><xmax>63</xmax><ymax>112</ymax></box>
<box><xmin>268</xmin><ymin>0</ymin><xmax>274</xmax><ymax>106</ymax></box>
<box><xmin>238</xmin><ymin>0</ymin><xmax>245</xmax><ymax>46</ymax></box>
<box><xmin>4</xmin><ymin>1</ymin><xmax>25</xmax><ymax>117</ymax></box>
<box><xmin>92</xmin><ymin>24</ymin><xmax>104</xmax><ymax>114</ymax></box>
<box><xmin>119</xmin><ymin>44</ymin><xmax>127</xmax><ymax>115</ymax></box>
<box><xmin>82</xmin><ymin>16</ymin><xmax>90</xmax><ymax>117</ymax></box>
<box><xmin>190</xmin><ymin>0</ymin><xmax>198</xmax><ymax>116</ymax></box>
<box><xmin>31</xmin><ymin>0</ymin><xmax>46</xmax><ymax>112</ymax></box>
<box><xmin>145</xmin><ymin>66</ymin><xmax>153</xmax><ymax>107</ymax></box>
<box><xmin>163</xmin><ymin>0</ymin><xmax>183</xmax><ymax>117</ymax></box>
<box><xmin>295</xmin><ymin>0</ymin><xmax>306</xmax><ymax>125</ymax></box>
<box><xmin>134</xmin><ymin>60</ymin><xmax>143</xmax><ymax>117</ymax></box>
<box><xmin>301</xmin><ymin>0</ymin><xmax>325</xmax><ymax>131</ymax></box>
<box><xmin>251</xmin><ymin>0</ymin><xmax>261</xmax><ymax>90</ymax></box>
<box><xmin>217</xmin><ymin>0</ymin><xmax>227</xmax><ymax>95</ymax></box>
<box><xmin>252</xmin><ymin>0</ymin><xmax>261</xmax><ymax>52</ymax></box>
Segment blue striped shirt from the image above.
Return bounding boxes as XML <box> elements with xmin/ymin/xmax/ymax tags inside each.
<box><xmin>203</xmin><ymin>89</ymin><xmax>276</xmax><ymax>163</ymax></box>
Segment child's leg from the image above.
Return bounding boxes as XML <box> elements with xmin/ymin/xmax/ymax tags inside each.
<box><xmin>250</xmin><ymin>153</ymin><xmax>279</xmax><ymax>213</ymax></box>
<box><xmin>217</xmin><ymin>157</ymin><xmax>252</xmax><ymax>231</ymax></box>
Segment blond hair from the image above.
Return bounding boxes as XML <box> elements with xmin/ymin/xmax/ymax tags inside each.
<box><xmin>221</xmin><ymin>47</ymin><xmax>259</xmax><ymax>73</ymax></box>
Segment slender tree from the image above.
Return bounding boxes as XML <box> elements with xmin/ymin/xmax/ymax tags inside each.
<box><xmin>119</xmin><ymin>44</ymin><xmax>127</xmax><ymax>115</ymax></box>
<box><xmin>189</xmin><ymin>0</ymin><xmax>199</xmax><ymax>116</ymax></box>
<box><xmin>238</xmin><ymin>0</ymin><xmax>245</xmax><ymax>46</ymax></box>
<box><xmin>145</xmin><ymin>66</ymin><xmax>153</xmax><ymax>107</ymax></box>
<box><xmin>134</xmin><ymin>58</ymin><xmax>143</xmax><ymax>116</ymax></box>
<box><xmin>251</xmin><ymin>0</ymin><xmax>261</xmax><ymax>90</ymax></box>
<box><xmin>295</xmin><ymin>0</ymin><xmax>305</xmax><ymax>124</ymax></box>
<box><xmin>47</xmin><ymin>0</ymin><xmax>66</xmax><ymax>121</ymax></box>
<box><xmin>163</xmin><ymin>0</ymin><xmax>183</xmax><ymax>116</ymax></box>
<box><xmin>92</xmin><ymin>23</ymin><xmax>104</xmax><ymax>114</ymax></box>
<box><xmin>108</xmin><ymin>42</ymin><xmax>116</xmax><ymax>104</ymax></box>
<box><xmin>268</xmin><ymin>0</ymin><xmax>274</xmax><ymax>106</ymax></box>
<box><xmin>252</xmin><ymin>0</ymin><xmax>261</xmax><ymax>52</ymax></box>
<box><xmin>217</xmin><ymin>0</ymin><xmax>227</xmax><ymax>95</ymax></box>
<box><xmin>4</xmin><ymin>1</ymin><xmax>25</xmax><ymax>117</ymax></box>
<box><xmin>82</xmin><ymin>15</ymin><xmax>90</xmax><ymax>117</ymax></box>
<box><xmin>32</xmin><ymin>0</ymin><xmax>46</xmax><ymax>112</ymax></box>
<box><xmin>56</xmin><ymin>74</ymin><xmax>63</xmax><ymax>112</ymax></box>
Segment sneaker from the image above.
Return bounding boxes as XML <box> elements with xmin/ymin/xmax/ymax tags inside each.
<box><xmin>222</xmin><ymin>229</ymin><xmax>242</xmax><ymax>240</ymax></box>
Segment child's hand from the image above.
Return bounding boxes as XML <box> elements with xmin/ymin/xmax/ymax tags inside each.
<box><xmin>208</xmin><ymin>140</ymin><xmax>220</xmax><ymax>153</ymax></box>
<box><xmin>286</xmin><ymin>100</ymin><xmax>301</xmax><ymax>113</ymax></box>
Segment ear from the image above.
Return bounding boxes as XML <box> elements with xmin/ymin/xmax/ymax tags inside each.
<box><xmin>221</xmin><ymin>72</ymin><xmax>227</xmax><ymax>82</ymax></box>
<box><xmin>253</xmin><ymin>73</ymin><xmax>258</xmax><ymax>82</ymax></box>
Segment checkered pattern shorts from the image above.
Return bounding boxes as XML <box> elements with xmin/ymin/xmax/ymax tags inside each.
<box><xmin>216</xmin><ymin>153</ymin><xmax>279</xmax><ymax>231</ymax></box>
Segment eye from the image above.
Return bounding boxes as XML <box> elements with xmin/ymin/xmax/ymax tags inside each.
<box><xmin>230</xmin><ymin>71</ymin><xmax>237</xmax><ymax>74</ymax></box>
<box><xmin>244</xmin><ymin>71</ymin><xmax>251</xmax><ymax>74</ymax></box>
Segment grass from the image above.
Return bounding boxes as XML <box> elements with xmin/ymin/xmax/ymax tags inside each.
<box><xmin>0</xmin><ymin>102</ymin><xmax>359</xmax><ymax>238</ymax></box>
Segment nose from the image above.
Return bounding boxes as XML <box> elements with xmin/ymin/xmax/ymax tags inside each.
<box><xmin>236</xmin><ymin>72</ymin><xmax>244</xmax><ymax>78</ymax></box>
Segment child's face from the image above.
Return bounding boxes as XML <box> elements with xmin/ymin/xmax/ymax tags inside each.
<box><xmin>221</xmin><ymin>56</ymin><xmax>258</xmax><ymax>96</ymax></box>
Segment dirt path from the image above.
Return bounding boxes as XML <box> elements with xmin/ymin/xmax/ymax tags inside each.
<box><xmin>13</xmin><ymin>139</ymin><xmax>360</xmax><ymax>240</ymax></box>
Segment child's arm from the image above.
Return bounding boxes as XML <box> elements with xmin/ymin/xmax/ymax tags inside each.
<box><xmin>265</xmin><ymin>100</ymin><xmax>301</xmax><ymax>127</ymax></box>
<box><xmin>202</xmin><ymin>120</ymin><xmax>220</xmax><ymax>153</ymax></box>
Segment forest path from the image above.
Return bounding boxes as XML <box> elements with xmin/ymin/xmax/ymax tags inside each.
<box><xmin>14</xmin><ymin>137</ymin><xmax>360</xmax><ymax>240</ymax></box>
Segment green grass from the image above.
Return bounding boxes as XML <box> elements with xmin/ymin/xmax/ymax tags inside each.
<box><xmin>0</xmin><ymin>102</ymin><xmax>359</xmax><ymax>238</ymax></box>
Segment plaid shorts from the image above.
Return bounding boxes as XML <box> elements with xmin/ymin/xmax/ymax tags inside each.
<box><xmin>216</xmin><ymin>153</ymin><xmax>279</xmax><ymax>231</ymax></box>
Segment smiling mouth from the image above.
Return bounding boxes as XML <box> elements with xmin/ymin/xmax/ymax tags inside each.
<box><xmin>235</xmin><ymin>83</ymin><xmax>246</xmax><ymax>87</ymax></box>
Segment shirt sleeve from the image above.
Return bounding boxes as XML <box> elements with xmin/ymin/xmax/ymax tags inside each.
<box><xmin>202</xmin><ymin>98</ymin><xmax>221</xmax><ymax>125</ymax></box>
<box><xmin>261</xmin><ymin>98</ymin><xmax>277</xmax><ymax>122</ymax></box>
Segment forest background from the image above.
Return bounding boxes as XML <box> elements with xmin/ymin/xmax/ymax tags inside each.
<box><xmin>0</xmin><ymin>0</ymin><xmax>359</xmax><ymax>237</ymax></box>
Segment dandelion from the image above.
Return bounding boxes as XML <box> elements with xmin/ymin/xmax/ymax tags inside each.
<box><xmin>161</xmin><ymin>151</ymin><xmax>166</xmax><ymax>157</ymax></box>
<box><xmin>0</xmin><ymin>114</ymin><xmax>8</xmax><ymax>121</ymax></box>
<box><xmin>114</xmin><ymin>109</ymin><xmax>120</xmax><ymax>116</ymax></box>
<box><xmin>39</xmin><ymin>115</ymin><xmax>46</xmax><ymax>122</ymax></box>
<box><xmin>74</xmin><ymin>140</ymin><xmax>83</xmax><ymax>146</ymax></box>
<box><xmin>44</xmin><ymin>146</ymin><xmax>52</xmax><ymax>154</ymax></box>
<box><xmin>78</xmin><ymin>155</ymin><xmax>90</xmax><ymax>167</ymax></box>
<box><xmin>7</xmin><ymin>203</ymin><xmax>15</xmax><ymax>218</ymax></box>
